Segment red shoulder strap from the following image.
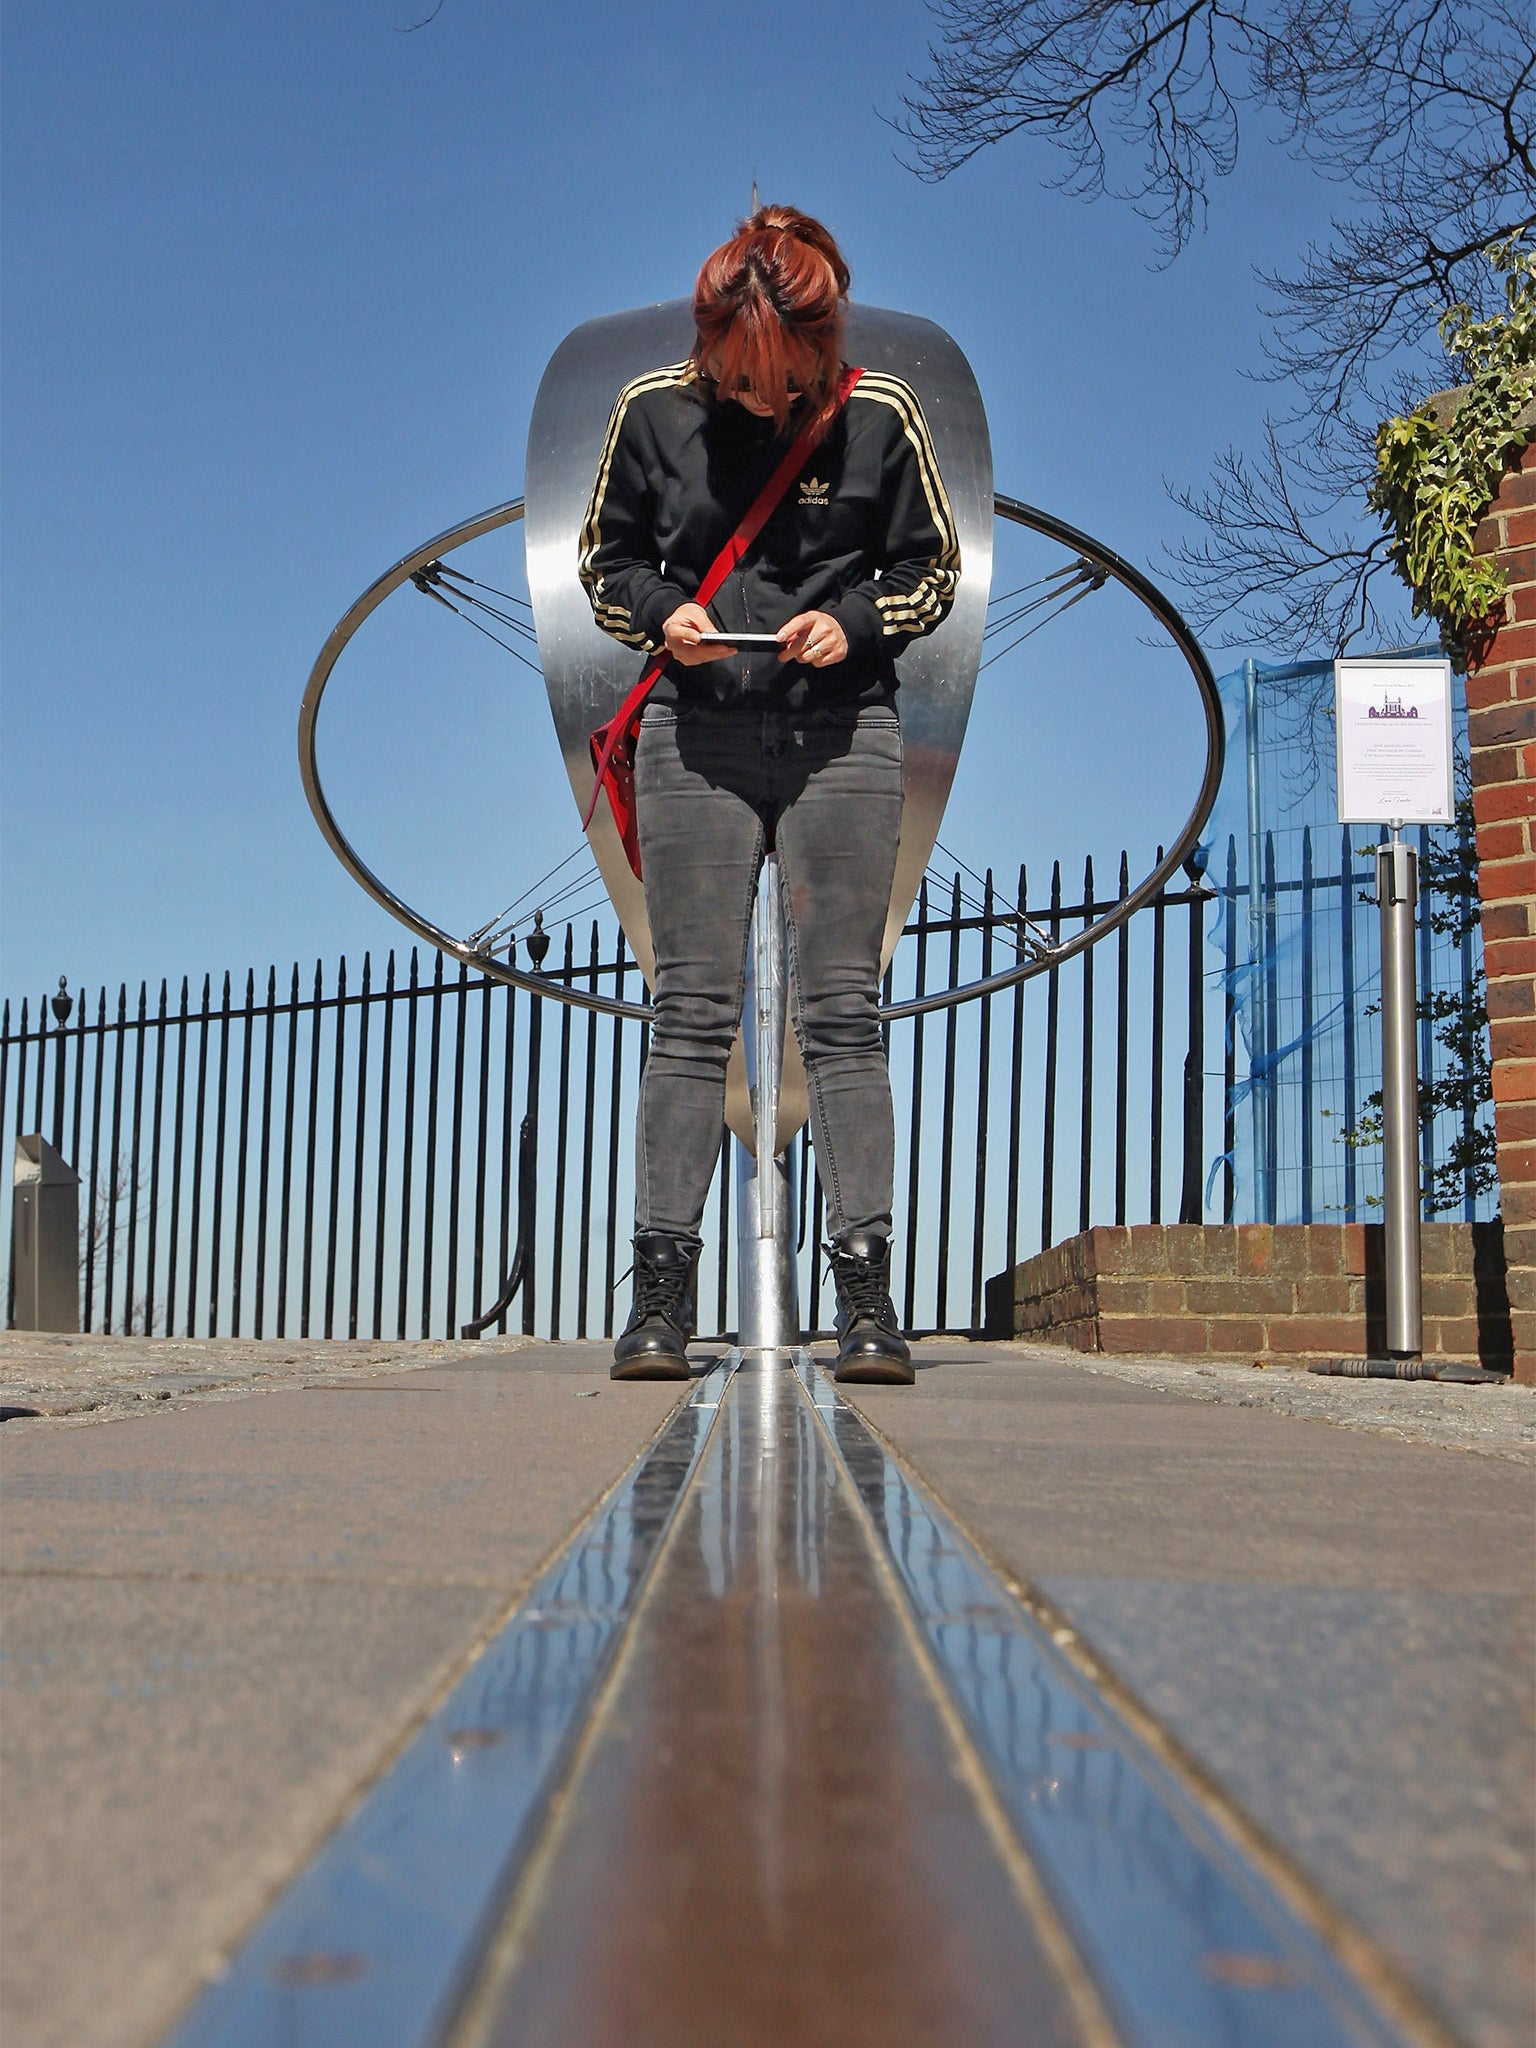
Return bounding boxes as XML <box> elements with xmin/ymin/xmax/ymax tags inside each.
<box><xmin>692</xmin><ymin>364</ymin><xmax>863</xmax><ymax>610</ymax></box>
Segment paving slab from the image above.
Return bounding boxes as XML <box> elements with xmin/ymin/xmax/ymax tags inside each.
<box><xmin>0</xmin><ymin>1338</ymin><xmax>689</xmax><ymax>2048</ymax></box>
<box><xmin>0</xmin><ymin>1329</ymin><xmax>546</xmax><ymax>1426</ymax></box>
<box><xmin>838</xmin><ymin>1341</ymin><xmax>1536</xmax><ymax>2048</ymax></box>
<box><xmin>1060</xmin><ymin>1346</ymin><xmax>1536</xmax><ymax>1465</ymax></box>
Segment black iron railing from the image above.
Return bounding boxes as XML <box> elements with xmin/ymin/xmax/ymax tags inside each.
<box><xmin>2</xmin><ymin>860</ymin><xmax>1216</xmax><ymax>1341</ymax></box>
<box><xmin>1212</xmin><ymin>820</ymin><xmax>1487</xmax><ymax>1226</ymax></box>
<box><xmin>1</xmin><ymin>833</ymin><xmax>1488</xmax><ymax>1341</ymax></box>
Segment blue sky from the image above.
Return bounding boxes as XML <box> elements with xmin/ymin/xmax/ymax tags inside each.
<box><xmin>1</xmin><ymin>0</ymin><xmax>1397</xmax><ymax>1005</ymax></box>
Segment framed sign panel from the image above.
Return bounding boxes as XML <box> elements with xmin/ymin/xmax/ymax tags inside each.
<box><xmin>1334</xmin><ymin>656</ymin><xmax>1455</xmax><ymax>825</ymax></box>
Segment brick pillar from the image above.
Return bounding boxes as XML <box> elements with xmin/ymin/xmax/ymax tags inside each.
<box><xmin>1468</xmin><ymin>426</ymin><xmax>1536</xmax><ymax>1382</ymax></box>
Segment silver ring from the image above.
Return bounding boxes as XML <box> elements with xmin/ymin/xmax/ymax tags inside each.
<box><xmin>299</xmin><ymin>492</ymin><xmax>1222</xmax><ymax>1021</ymax></box>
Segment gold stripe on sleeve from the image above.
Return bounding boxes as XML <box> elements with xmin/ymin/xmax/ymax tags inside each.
<box><xmin>849</xmin><ymin>374</ymin><xmax>961</xmax><ymax>637</ymax></box>
<box><xmin>577</xmin><ymin>362</ymin><xmax>693</xmax><ymax>616</ymax></box>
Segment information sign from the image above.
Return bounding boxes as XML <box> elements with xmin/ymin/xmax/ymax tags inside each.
<box><xmin>1333</xmin><ymin>657</ymin><xmax>1454</xmax><ymax>825</ymax></box>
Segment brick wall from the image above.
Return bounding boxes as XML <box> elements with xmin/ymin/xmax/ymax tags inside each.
<box><xmin>985</xmin><ymin>1223</ymin><xmax>1513</xmax><ymax>1368</ymax></box>
<box><xmin>1468</xmin><ymin>420</ymin><xmax>1536</xmax><ymax>1382</ymax></box>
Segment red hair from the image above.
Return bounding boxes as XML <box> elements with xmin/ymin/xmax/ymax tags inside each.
<box><xmin>692</xmin><ymin>206</ymin><xmax>850</xmax><ymax>430</ymax></box>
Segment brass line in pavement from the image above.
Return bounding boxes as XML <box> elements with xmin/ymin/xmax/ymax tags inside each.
<box><xmin>455</xmin><ymin>1351</ymin><xmax>1093</xmax><ymax>2048</ymax></box>
<box><xmin>153</xmin><ymin>1344</ymin><xmax>1440</xmax><ymax>2048</ymax></box>
<box><xmin>156</xmin><ymin>1354</ymin><xmax>739</xmax><ymax>2048</ymax></box>
<box><xmin>798</xmin><ymin>1354</ymin><xmax>1418</xmax><ymax>2048</ymax></box>
<box><xmin>799</xmin><ymin>1380</ymin><xmax>1123</xmax><ymax>2048</ymax></box>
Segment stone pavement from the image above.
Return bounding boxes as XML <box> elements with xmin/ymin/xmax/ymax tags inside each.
<box><xmin>1059</xmin><ymin>1346</ymin><xmax>1536</xmax><ymax>1464</ymax></box>
<box><xmin>0</xmin><ymin>1337</ymin><xmax>688</xmax><ymax>2048</ymax></box>
<box><xmin>6</xmin><ymin>1326</ymin><xmax>1533</xmax><ymax>1458</ymax></box>
<box><xmin>0</xmin><ymin>1329</ymin><xmax>543</xmax><ymax>1425</ymax></box>
<box><xmin>843</xmin><ymin>1342</ymin><xmax>1535</xmax><ymax>2048</ymax></box>
<box><xmin>2</xmin><ymin>1333</ymin><xmax>1531</xmax><ymax>2048</ymax></box>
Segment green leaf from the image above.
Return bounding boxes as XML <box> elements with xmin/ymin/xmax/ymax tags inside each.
<box><xmin>1368</xmin><ymin>239</ymin><xmax>1536</xmax><ymax>665</ymax></box>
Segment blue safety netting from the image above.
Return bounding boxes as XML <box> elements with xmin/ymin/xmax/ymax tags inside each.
<box><xmin>1197</xmin><ymin>651</ymin><xmax>1496</xmax><ymax>1225</ymax></box>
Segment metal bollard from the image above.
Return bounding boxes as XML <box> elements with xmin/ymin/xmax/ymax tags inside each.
<box><xmin>12</xmin><ymin>1134</ymin><xmax>80</xmax><ymax>1332</ymax></box>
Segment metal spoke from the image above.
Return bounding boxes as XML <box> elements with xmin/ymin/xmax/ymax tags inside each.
<box><xmin>409</xmin><ymin>567</ymin><xmax>544</xmax><ymax>673</ymax></box>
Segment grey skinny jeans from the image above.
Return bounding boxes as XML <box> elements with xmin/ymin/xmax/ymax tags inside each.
<box><xmin>632</xmin><ymin>698</ymin><xmax>904</xmax><ymax>1243</ymax></box>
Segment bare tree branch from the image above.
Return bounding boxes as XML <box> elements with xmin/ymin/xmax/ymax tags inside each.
<box><xmin>1164</xmin><ymin>418</ymin><xmax>1412</xmax><ymax>644</ymax></box>
<box><xmin>899</xmin><ymin>0</ymin><xmax>1535</xmax><ymax>648</ymax></box>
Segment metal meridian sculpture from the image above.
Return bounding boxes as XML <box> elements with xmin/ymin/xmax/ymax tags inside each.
<box><xmin>524</xmin><ymin>299</ymin><xmax>994</xmax><ymax>1151</ymax></box>
<box><xmin>526</xmin><ymin>305</ymin><xmax>994</xmax><ymax>985</ymax></box>
<box><xmin>298</xmin><ymin>299</ymin><xmax>1224</xmax><ymax>1343</ymax></box>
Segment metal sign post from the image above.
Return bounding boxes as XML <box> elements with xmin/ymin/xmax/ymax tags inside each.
<box><xmin>1334</xmin><ymin>657</ymin><xmax>1454</xmax><ymax>1366</ymax></box>
<box><xmin>1377</xmin><ymin>833</ymin><xmax>1422</xmax><ymax>1356</ymax></box>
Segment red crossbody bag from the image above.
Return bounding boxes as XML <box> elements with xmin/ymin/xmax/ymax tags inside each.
<box><xmin>582</xmin><ymin>365</ymin><xmax>863</xmax><ymax>878</ymax></box>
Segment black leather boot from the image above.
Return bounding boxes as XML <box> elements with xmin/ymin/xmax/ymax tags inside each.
<box><xmin>827</xmin><ymin>1228</ymin><xmax>913</xmax><ymax>1384</ymax></box>
<box><xmin>612</xmin><ymin>1232</ymin><xmax>701</xmax><ymax>1381</ymax></box>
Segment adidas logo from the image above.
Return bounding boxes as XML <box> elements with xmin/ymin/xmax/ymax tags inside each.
<box><xmin>798</xmin><ymin>475</ymin><xmax>830</xmax><ymax>506</ymax></box>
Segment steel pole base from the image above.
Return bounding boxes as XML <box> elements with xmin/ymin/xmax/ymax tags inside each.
<box><xmin>736</xmin><ymin>1145</ymin><xmax>799</xmax><ymax>1351</ymax></box>
<box><xmin>738</xmin><ymin>857</ymin><xmax>801</xmax><ymax>1352</ymax></box>
<box><xmin>1309</xmin><ymin>1358</ymin><xmax>1505</xmax><ymax>1383</ymax></box>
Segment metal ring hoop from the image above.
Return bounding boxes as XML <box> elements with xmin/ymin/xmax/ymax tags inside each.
<box><xmin>298</xmin><ymin>493</ymin><xmax>1223</xmax><ymax>1024</ymax></box>
<box><xmin>882</xmin><ymin>494</ymin><xmax>1224</xmax><ymax>1019</ymax></box>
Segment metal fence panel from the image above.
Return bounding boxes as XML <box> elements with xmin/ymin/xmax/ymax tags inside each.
<box><xmin>3</xmin><ymin>833</ymin><xmax>1487</xmax><ymax>1339</ymax></box>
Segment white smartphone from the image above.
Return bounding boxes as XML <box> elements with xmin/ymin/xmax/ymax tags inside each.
<box><xmin>694</xmin><ymin>631</ymin><xmax>784</xmax><ymax>647</ymax></box>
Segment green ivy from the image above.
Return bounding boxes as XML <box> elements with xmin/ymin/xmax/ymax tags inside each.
<box><xmin>1368</xmin><ymin>240</ymin><xmax>1536</xmax><ymax>664</ymax></box>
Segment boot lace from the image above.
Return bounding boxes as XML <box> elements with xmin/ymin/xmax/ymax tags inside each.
<box><xmin>632</xmin><ymin>1248</ymin><xmax>692</xmax><ymax>1325</ymax></box>
<box><xmin>826</xmin><ymin>1242</ymin><xmax>897</xmax><ymax>1326</ymax></box>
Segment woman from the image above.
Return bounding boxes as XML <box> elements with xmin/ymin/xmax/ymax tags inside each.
<box><xmin>579</xmin><ymin>205</ymin><xmax>959</xmax><ymax>1384</ymax></box>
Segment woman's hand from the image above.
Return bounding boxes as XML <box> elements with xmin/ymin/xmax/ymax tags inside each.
<box><xmin>778</xmin><ymin>611</ymin><xmax>848</xmax><ymax>667</ymax></box>
<box><xmin>662</xmin><ymin>602</ymin><xmax>732</xmax><ymax>666</ymax></box>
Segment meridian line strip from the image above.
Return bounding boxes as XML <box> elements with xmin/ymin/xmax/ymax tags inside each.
<box><xmin>796</xmin><ymin>1354</ymin><xmax>1424</xmax><ymax>2048</ymax></box>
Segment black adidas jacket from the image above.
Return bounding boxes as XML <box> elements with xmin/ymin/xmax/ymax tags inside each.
<box><xmin>578</xmin><ymin>362</ymin><xmax>960</xmax><ymax>709</ymax></box>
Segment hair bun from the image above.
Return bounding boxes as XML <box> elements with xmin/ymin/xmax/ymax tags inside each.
<box><xmin>744</xmin><ymin>204</ymin><xmax>851</xmax><ymax>298</ymax></box>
